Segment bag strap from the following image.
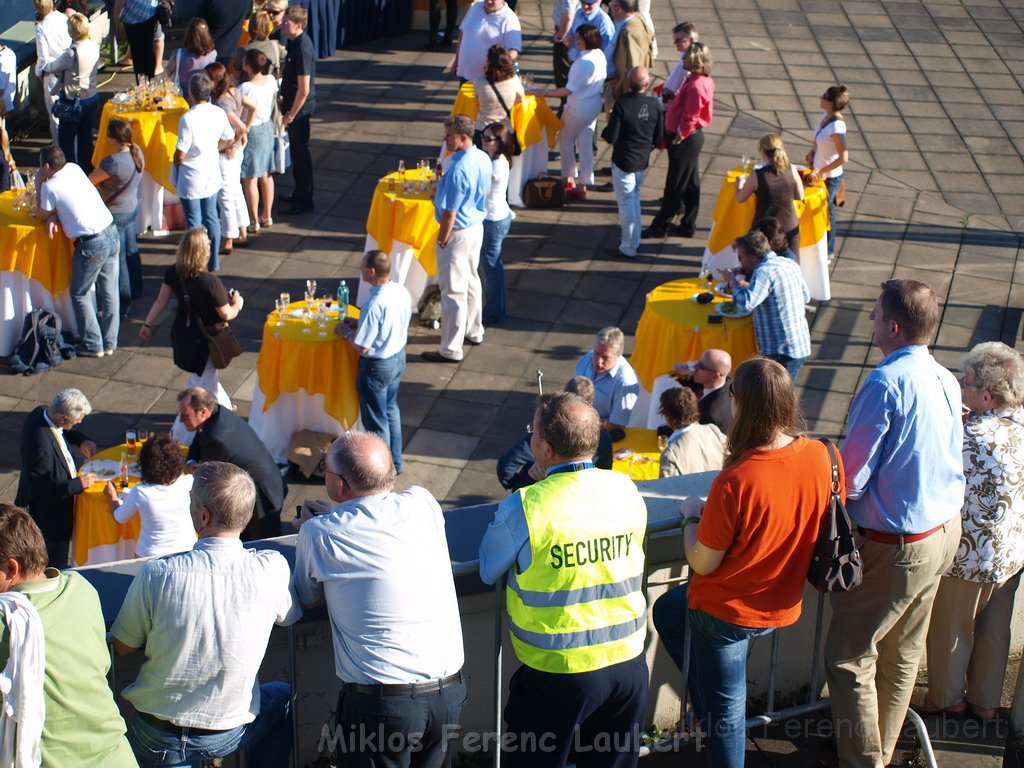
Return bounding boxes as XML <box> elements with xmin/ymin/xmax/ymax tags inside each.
<box><xmin>817</xmin><ymin>438</ymin><xmax>840</xmax><ymax>495</ymax></box>
<box><xmin>66</xmin><ymin>45</ymin><xmax>82</xmax><ymax>99</ymax></box>
<box><xmin>487</xmin><ymin>78</ymin><xmax>515</xmax><ymax>125</ymax></box>
<box><xmin>177</xmin><ymin>273</ymin><xmax>217</xmax><ymax>342</ymax></box>
<box><xmin>815</xmin><ymin>115</ymin><xmax>839</xmax><ymax>141</ymax></box>
<box><xmin>102</xmin><ymin>157</ymin><xmax>139</xmax><ymax>207</ymax></box>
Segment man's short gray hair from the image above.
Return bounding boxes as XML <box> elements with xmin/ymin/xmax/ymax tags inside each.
<box><xmin>327</xmin><ymin>433</ymin><xmax>396</xmax><ymax>494</ymax></box>
<box><xmin>735</xmin><ymin>230</ymin><xmax>771</xmax><ymax>260</ymax></box>
<box><xmin>192</xmin><ymin>462</ymin><xmax>256</xmax><ymax>531</ymax></box>
<box><xmin>444</xmin><ymin>113</ymin><xmax>475</xmax><ymax>137</ymax></box>
<box><xmin>594</xmin><ymin>326</ymin><xmax>625</xmax><ymax>354</ymax></box>
<box><xmin>962</xmin><ymin>342</ymin><xmax>1024</xmax><ymax>408</ymax></box>
<box><xmin>50</xmin><ymin>389</ymin><xmax>92</xmax><ymax>422</ymax></box>
<box><xmin>188</xmin><ymin>72</ymin><xmax>213</xmax><ymax>103</ymax></box>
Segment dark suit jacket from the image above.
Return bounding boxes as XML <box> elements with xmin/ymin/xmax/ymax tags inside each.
<box><xmin>15</xmin><ymin>406</ymin><xmax>90</xmax><ymax>541</ymax></box>
<box><xmin>699</xmin><ymin>380</ymin><xmax>735</xmax><ymax>434</ymax></box>
<box><xmin>187</xmin><ymin>406</ymin><xmax>286</xmax><ymax>521</ymax></box>
<box><xmin>496</xmin><ymin>432</ymin><xmax>614</xmax><ymax>491</ymax></box>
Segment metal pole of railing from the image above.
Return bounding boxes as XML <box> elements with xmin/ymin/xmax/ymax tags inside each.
<box><xmin>493</xmin><ymin>576</ymin><xmax>504</xmax><ymax>768</ymax></box>
<box><xmin>902</xmin><ymin>709</ymin><xmax>939</xmax><ymax>768</ymax></box>
<box><xmin>766</xmin><ymin>632</ymin><xmax>779</xmax><ymax>714</ymax></box>
<box><xmin>808</xmin><ymin>592</ymin><xmax>826</xmax><ymax>704</ymax></box>
<box><xmin>288</xmin><ymin>625</ymin><xmax>300</xmax><ymax>768</ymax></box>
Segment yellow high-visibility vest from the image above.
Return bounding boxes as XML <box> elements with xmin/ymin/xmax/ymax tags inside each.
<box><xmin>506</xmin><ymin>468</ymin><xmax>648</xmax><ymax>674</ymax></box>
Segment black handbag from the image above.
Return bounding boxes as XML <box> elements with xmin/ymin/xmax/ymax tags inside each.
<box><xmin>51</xmin><ymin>46</ymin><xmax>81</xmax><ymax>120</ymax></box>
<box><xmin>180</xmin><ymin>278</ymin><xmax>243</xmax><ymax>370</ymax></box>
<box><xmin>486</xmin><ymin>78</ymin><xmax>522</xmax><ymax>156</ymax></box>
<box><xmin>155</xmin><ymin>0</ymin><xmax>174</xmax><ymax>27</ymax></box>
<box><xmin>807</xmin><ymin>438</ymin><xmax>863</xmax><ymax>593</ymax></box>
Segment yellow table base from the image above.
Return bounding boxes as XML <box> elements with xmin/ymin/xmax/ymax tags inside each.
<box><xmin>0</xmin><ymin>190</ymin><xmax>72</xmax><ymax>295</ymax></box>
<box><xmin>74</xmin><ymin>444</ymin><xmax>144</xmax><ymax>566</ymax></box>
<box><xmin>451</xmin><ymin>82</ymin><xmax>562</xmax><ymax>150</ymax></box>
<box><xmin>612</xmin><ymin>429</ymin><xmax>661</xmax><ymax>482</ymax></box>
<box><xmin>91</xmin><ymin>97</ymin><xmax>189</xmax><ymax>193</ymax></box>
<box><xmin>366</xmin><ymin>168</ymin><xmax>440</xmax><ymax>277</ymax></box>
<box><xmin>630</xmin><ymin>278</ymin><xmax>758</xmax><ymax>392</ymax></box>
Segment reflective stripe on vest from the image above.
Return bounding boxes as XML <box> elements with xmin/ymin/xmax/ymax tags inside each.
<box><xmin>506</xmin><ymin>468</ymin><xmax>648</xmax><ymax>674</ymax></box>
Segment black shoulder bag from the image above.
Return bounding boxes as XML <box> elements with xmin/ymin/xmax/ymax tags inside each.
<box><xmin>807</xmin><ymin>438</ymin><xmax>863</xmax><ymax>593</ymax></box>
<box><xmin>179</xmin><ymin>276</ymin><xmax>243</xmax><ymax>370</ymax></box>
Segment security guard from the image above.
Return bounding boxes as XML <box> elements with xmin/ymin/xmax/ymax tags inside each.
<box><xmin>480</xmin><ymin>391</ymin><xmax>649</xmax><ymax>768</ymax></box>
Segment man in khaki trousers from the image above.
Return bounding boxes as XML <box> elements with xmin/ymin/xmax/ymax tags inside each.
<box><xmin>825</xmin><ymin>279</ymin><xmax>966</xmax><ymax>768</ymax></box>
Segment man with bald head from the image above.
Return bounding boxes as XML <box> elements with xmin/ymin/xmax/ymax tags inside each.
<box><xmin>293</xmin><ymin>433</ymin><xmax>465</xmax><ymax>767</ymax></box>
<box><xmin>672</xmin><ymin>348</ymin><xmax>734</xmax><ymax>433</ymax></box>
<box><xmin>480</xmin><ymin>391</ymin><xmax>648</xmax><ymax>767</ymax></box>
<box><xmin>602</xmin><ymin>65</ymin><xmax>663</xmax><ymax>258</ymax></box>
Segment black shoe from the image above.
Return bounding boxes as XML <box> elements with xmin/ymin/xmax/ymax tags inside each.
<box><xmin>280</xmin><ymin>201</ymin><xmax>314</xmax><ymax>216</ymax></box>
<box><xmin>642</xmin><ymin>225</ymin><xmax>668</xmax><ymax>239</ymax></box>
<box><xmin>603</xmin><ymin>247</ymin><xmax>636</xmax><ymax>259</ymax></box>
<box><xmin>673</xmin><ymin>225</ymin><xmax>696</xmax><ymax>238</ymax></box>
<box><xmin>425</xmin><ymin>39</ymin><xmax>439</xmax><ymax>51</ymax></box>
<box><xmin>421</xmin><ymin>350</ymin><xmax>459</xmax><ymax>363</ymax></box>
<box><xmin>439</xmin><ymin>33</ymin><xmax>453</xmax><ymax>50</ymax></box>
<box><xmin>591</xmin><ymin>181</ymin><xmax>614</xmax><ymax>192</ymax></box>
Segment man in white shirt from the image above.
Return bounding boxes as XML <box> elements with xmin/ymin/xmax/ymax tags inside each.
<box><xmin>574</xmin><ymin>325</ymin><xmax>640</xmax><ymax>435</ymax></box>
<box><xmin>338</xmin><ymin>249</ymin><xmax>412</xmax><ymax>474</ymax></box>
<box><xmin>454</xmin><ymin>0</ymin><xmax>522</xmax><ymax>81</ymax></box>
<box><xmin>0</xmin><ymin>43</ymin><xmax>17</xmax><ymax>123</ymax></box>
<box><xmin>38</xmin><ymin>145</ymin><xmax>120</xmax><ymax>357</ymax></box>
<box><xmin>112</xmin><ymin>461</ymin><xmax>301</xmax><ymax>768</ymax></box>
<box><xmin>294</xmin><ymin>433</ymin><xmax>466</xmax><ymax>768</ymax></box>
<box><xmin>33</xmin><ymin>0</ymin><xmax>70</xmax><ymax>143</ymax></box>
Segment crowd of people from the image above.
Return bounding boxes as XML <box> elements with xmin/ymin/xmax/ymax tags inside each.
<box><xmin>2</xmin><ymin>2</ymin><xmax>1020</xmax><ymax>768</ymax></box>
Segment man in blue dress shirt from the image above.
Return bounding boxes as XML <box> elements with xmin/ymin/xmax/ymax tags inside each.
<box><xmin>574</xmin><ymin>326</ymin><xmax>639</xmax><ymax>436</ymax></box>
<box><xmin>826</xmin><ymin>279</ymin><xmax>965</xmax><ymax>768</ymax></box>
<box><xmin>423</xmin><ymin>114</ymin><xmax>491</xmax><ymax>364</ymax></box>
<box><xmin>340</xmin><ymin>250</ymin><xmax>412</xmax><ymax>473</ymax></box>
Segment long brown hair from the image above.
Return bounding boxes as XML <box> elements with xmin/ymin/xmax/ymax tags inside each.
<box><xmin>724</xmin><ymin>357</ymin><xmax>804</xmax><ymax>468</ymax></box>
<box><xmin>205</xmin><ymin>61</ymin><xmax>231</xmax><ymax>100</ymax></box>
<box><xmin>184</xmin><ymin>17</ymin><xmax>215</xmax><ymax>56</ymax></box>
<box><xmin>107</xmin><ymin>118</ymin><xmax>143</xmax><ymax>172</ymax></box>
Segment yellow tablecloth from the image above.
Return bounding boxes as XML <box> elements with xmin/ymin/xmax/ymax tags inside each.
<box><xmin>707</xmin><ymin>167</ymin><xmax>830</xmax><ymax>254</ymax></box>
<box><xmin>451</xmin><ymin>82</ymin><xmax>563</xmax><ymax>150</ymax></box>
<box><xmin>365</xmin><ymin>167</ymin><xmax>440</xmax><ymax>276</ymax></box>
<box><xmin>629</xmin><ymin>278</ymin><xmax>759</xmax><ymax>392</ymax></box>
<box><xmin>256</xmin><ymin>301</ymin><xmax>362</xmax><ymax>429</ymax></box>
<box><xmin>91</xmin><ymin>97</ymin><xmax>189</xmax><ymax>193</ymax></box>
<box><xmin>0</xmin><ymin>190</ymin><xmax>72</xmax><ymax>295</ymax></box>
<box><xmin>612</xmin><ymin>428</ymin><xmax>661</xmax><ymax>481</ymax></box>
<box><xmin>74</xmin><ymin>443</ymin><xmax>143</xmax><ymax>566</ymax></box>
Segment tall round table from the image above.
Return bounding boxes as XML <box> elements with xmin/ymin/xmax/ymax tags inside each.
<box><xmin>0</xmin><ymin>190</ymin><xmax>75</xmax><ymax>356</ymax></box>
<box><xmin>702</xmin><ymin>166</ymin><xmax>832</xmax><ymax>300</ymax></box>
<box><xmin>249</xmin><ymin>301</ymin><xmax>362</xmax><ymax>463</ymax></box>
<box><xmin>629</xmin><ymin>277</ymin><xmax>758</xmax><ymax>429</ymax></box>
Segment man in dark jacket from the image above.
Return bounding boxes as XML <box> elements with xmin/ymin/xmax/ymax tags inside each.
<box><xmin>601</xmin><ymin>66</ymin><xmax>663</xmax><ymax>258</ymax></box>
<box><xmin>15</xmin><ymin>388</ymin><xmax>98</xmax><ymax>568</ymax></box>
<box><xmin>178</xmin><ymin>387</ymin><xmax>286</xmax><ymax>539</ymax></box>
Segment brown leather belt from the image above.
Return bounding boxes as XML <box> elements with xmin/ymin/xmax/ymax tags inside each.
<box><xmin>859</xmin><ymin>523</ymin><xmax>944</xmax><ymax>546</ymax></box>
<box><xmin>139</xmin><ymin>711</ymin><xmax>227</xmax><ymax>736</ymax></box>
<box><xmin>345</xmin><ymin>671</ymin><xmax>463</xmax><ymax>697</ymax></box>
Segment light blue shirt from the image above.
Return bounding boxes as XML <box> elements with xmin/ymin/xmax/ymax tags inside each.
<box><xmin>604</xmin><ymin>18</ymin><xmax>627</xmax><ymax>76</ymax></box>
<box><xmin>574</xmin><ymin>352</ymin><xmax>639</xmax><ymax>426</ymax></box>
<box><xmin>568</xmin><ymin>7</ymin><xmax>616</xmax><ymax>62</ymax></box>
<box><xmin>732</xmin><ymin>252</ymin><xmax>811</xmax><ymax>359</ymax></box>
<box><xmin>840</xmin><ymin>344</ymin><xmax>965</xmax><ymax>533</ymax></box>
<box><xmin>353</xmin><ymin>281</ymin><xmax>411</xmax><ymax>359</ymax></box>
<box><xmin>434</xmin><ymin>145</ymin><xmax>490</xmax><ymax>231</ymax></box>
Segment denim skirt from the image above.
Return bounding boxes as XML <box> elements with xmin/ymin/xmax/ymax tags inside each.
<box><xmin>241</xmin><ymin>121</ymin><xmax>275</xmax><ymax>178</ymax></box>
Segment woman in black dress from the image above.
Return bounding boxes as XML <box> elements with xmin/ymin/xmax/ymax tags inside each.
<box><xmin>138</xmin><ymin>227</ymin><xmax>243</xmax><ymax>442</ymax></box>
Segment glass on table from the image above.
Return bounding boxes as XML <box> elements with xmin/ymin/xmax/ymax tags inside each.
<box><xmin>316</xmin><ymin>305</ymin><xmax>328</xmax><ymax>337</ymax></box>
<box><xmin>137</xmin><ymin>429</ymin><xmax>150</xmax><ymax>443</ymax></box>
<box><xmin>323</xmin><ymin>294</ymin><xmax>334</xmax><ymax>314</ymax></box>
<box><xmin>119</xmin><ymin>451</ymin><xmax>130</xmax><ymax>490</ymax></box>
<box><xmin>306</xmin><ymin>279</ymin><xmax>317</xmax><ymax>298</ymax></box>
<box><xmin>279</xmin><ymin>291</ymin><xmax>291</xmax><ymax>309</ymax></box>
<box><xmin>126</xmin><ymin>430</ymin><xmax>137</xmax><ymax>449</ymax></box>
<box><xmin>301</xmin><ymin>307</ymin><xmax>312</xmax><ymax>333</ymax></box>
<box><xmin>275</xmin><ymin>298</ymin><xmax>286</xmax><ymax>327</ymax></box>
<box><xmin>658</xmin><ymin>434</ymin><xmax>668</xmax><ymax>452</ymax></box>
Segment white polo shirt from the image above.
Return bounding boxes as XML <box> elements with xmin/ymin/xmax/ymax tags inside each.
<box><xmin>175</xmin><ymin>102</ymin><xmax>234</xmax><ymax>200</ymax></box>
<box><xmin>456</xmin><ymin>2</ymin><xmax>523</xmax><ymax>81</ymax></box>
<box><xmin>39</xmin><ymin>163</ymin><xmax>113</xmax><ymax>239</ymax></box>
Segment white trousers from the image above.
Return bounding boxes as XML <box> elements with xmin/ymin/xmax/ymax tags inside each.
<box><xmin>218</xmin><ymin>151</ymin><xmax>250</xmax><ymax>240</ymax></box>
<box><xmin>559</xmin><ymin>95</ymin><xmax>603</xmax><ymax>186</ymax></box>
<box><xmin>436</xmin><ymin>223</ymin><xmax>484</xmax><ymax>361</ymax></box>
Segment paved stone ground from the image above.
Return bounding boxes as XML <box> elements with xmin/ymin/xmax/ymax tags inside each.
<box><xmin>2</xmin><ymin>0</ymin><xmax>1023</xmax><ymax>518</ymax></box>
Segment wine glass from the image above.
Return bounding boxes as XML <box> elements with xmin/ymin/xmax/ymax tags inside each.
<box><xmin>301</xmin><ymin>307</ymin><xmax>312</xmax><ymax>333</ymax></box>
<box><xmin>279</xmin><ymin>291</ymin><xmax>291</xmax><ymax>310</ymax></box>
<box><xmin>316</xmin><ymin>305</ymin><xmax>328</xmax><ymax>337</ymax></box>
<box><xmin>126</xmin><ymin>430</ymin><xmax>137</xmax><ymax>449</ymax></box>
<box><xmin>306</xmin><ymin>279</ymin><xmax>317</xmax><ymax>298</ymax></box>
<box><xmin>275</xmin><ymin>298</ymin><xmax>286</xmax><ymax>327</ymax></box>
<box><xmin>323</xmin><ymin>294</ymin><xmax>334</xmax><ymax>314</ymax></box>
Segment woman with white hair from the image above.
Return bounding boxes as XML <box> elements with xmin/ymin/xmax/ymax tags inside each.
<box><xmin>923</xmin><ymin>342</ymin><xmax>1024</xmax><ymax>719</ymax></box>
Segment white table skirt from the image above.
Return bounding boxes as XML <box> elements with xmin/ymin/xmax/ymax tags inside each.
<box><xmin>701</xmin><ymin>232</ymin><xmax>831</xmax><ymax>302</ymax></box>
<box><xmin>249</xmin><ymin>383</ymin><xmax>363</xmax><ymax>464</ymax></box>
<box><xmin>0</xmin><ymin>271</ymin><xmax>78</xmax><ymax>356</ymax></box>
<box><xmin>74</xmin><ymin>538</ymin><xmax>138</xmax><ymax>568</ymax></box>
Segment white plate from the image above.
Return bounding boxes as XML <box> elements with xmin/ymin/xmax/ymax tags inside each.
<box><xmin>80</xmin><ymin>459</ymin><xmax>120</xmax><ymax>480</ymax></box>
<box><xmin>715</xmin><ymin>303</ymin><xmax>752</xmax><ymax>318</ymax></box>
<box><xmin>714</xmin><ymin>282</ymin><xmax>733</xmax><ymax>296</ymax></box>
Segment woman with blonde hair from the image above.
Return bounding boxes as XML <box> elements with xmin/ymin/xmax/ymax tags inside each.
<box><xmin>138</xmin><ymin>227</ymin><xmax>242</xmax><ymax>442</ymax></box>
<box><xmin>166</xmin><ymin>17</ymin><xmax>217</xmax><ymax>102</ymax></box>
<box><xmin>652</xmin><ymin>357</ymin><xmax>842</xmax><ymax>768</ymax></box>
<box><xmin>736</xmin><ymin>133</ymin><xmax>804</xmax><ymax>254</ymax></box>
<box><xmin>89</xmin><ymin>118</ymin><xmax>145</xmax><ymax>314</ymax></box>
<box><xmin>234</xmin><ymin>9</ymin><xmax>283</xmax><ymax>78</ymax></box>
<box><xmin>43</xmin><ymin>12</ymin><xmax>100</xmax><ymax>170</ymax></box>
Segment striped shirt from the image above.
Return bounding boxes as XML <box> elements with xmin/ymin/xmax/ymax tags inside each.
<box><xmin>120</xmin><ymin>0</ymin><xmax>158</xmax><ymax>25</ymax></box>
<box><xmin>732</xmin><ymin>252</ymin><xmax>811</xmax><ymax>359</ymax></box>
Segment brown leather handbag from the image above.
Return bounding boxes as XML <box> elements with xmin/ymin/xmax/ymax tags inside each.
<box><xmin>522</xmin><ymin>177</ymin><xmax>565</xmax><ymax>208</ymax></box>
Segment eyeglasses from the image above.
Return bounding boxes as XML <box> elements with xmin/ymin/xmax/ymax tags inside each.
<box><xmin>525</xmin><ymin>423</ymin><xmax>534</xmax><ymax>434</ymax></box>
<box><xmin>482</xmin><ymin>135</ymin><xmax>498</xmax><ymax>142</ymax></box>
<box><xmin>728</xmin><ymin>384</ymin><xmax>735</xmax><ymax>399</ymax></box>
<box><xmin>268</xmin><ymin>8</ymin><xmax>284</xmax><ymax>15</ymax></box>
<box><xmin>695</xmin><ymin>360</ymin><xmax>710</xmax><ymax>372</ymax></box>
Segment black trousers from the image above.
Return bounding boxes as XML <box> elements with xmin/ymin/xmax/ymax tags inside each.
<box><xmin>429</xmin><ymin>0</ymin><xmax>458</xmax><ymax>39</ymax></box>
<box><xmin>502</xmin><ymin>654</ymin><xmax>648</xmax><ymax>768</ymax></box>
<box><xmin>123</xmin><ymin>16</ymin><xmax>158</xmax><ymax>79</ymax></box>
<box><xmin>652</xmin><ymin>128</ymin><xmax>704</xmax><ymax>231</ymax></box>
<box><xmin>552</xmin><ymin>41</ymin><xmax>571</xmax><ymax>89</ymax></box>
<box><xmin>287</xmin><ymin>113</ymin><xmax>313</xmax><ymax>205</ymax></box>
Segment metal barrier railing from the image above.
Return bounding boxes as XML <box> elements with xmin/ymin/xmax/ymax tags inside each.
<box><xmin>102</xmin><ymin>516</ymin><xmax>936</xmax><ymax>768</ymax></box>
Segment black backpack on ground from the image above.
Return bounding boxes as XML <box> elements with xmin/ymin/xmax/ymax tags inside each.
<box><xmin>8</xmin><ymin>309</ymin><xmax>77</xmax><ymax>375</ymax></box>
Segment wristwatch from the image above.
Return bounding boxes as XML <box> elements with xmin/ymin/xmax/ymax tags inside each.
<box><xmin>679</xmin><ymin>515</ymin><xmax>701</xmax><ymax>533</ymax></box>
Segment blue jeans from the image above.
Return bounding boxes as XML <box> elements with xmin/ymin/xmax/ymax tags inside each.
<box><xmin>57</xmin><ymin>94</ymin><xmax>98</xmax><ymax>173</ymax></box>
<box><xmin>335</xmin><ymin>678</ymin><xmax>466</xmax><ymax>768</ymax></box>
<box><xmin>652</xmin><ymin>584</ymin><xmax>773</xmax><ymax>768</ymax></box>
<box><xmin>480</xmin><ymin>215</ymin><xmax>511</xmax><ymax>323</ymax></box>
<box><xmin>180</xmin><ymin>194</ymin><xmax>221</xmax><ymax>271</ymax></box>
<box><xmin>765</xmin><ymin>353</ymin><xmax>806</xmax><ymax>383</ymax></box>
<box><xmin>112</xmin><ymin>209</ymin><xmax>142</xmax><ymax>309</ymax></box>
<box><xmin>823</xmin><ymin>174</ymin><xmax>843</xmax><ymax>256</ymax></box>
<box><xmin>127</xmin><ymin>681</ymin><xmax>293</xmax><ymax>768</ymax></box>
<box><xmin>357</xmin><ymin>350</ymin><xmax>406</xmax><ymax>473</ymax></box>
<box><xmin>71</xmin><ymin>224</ymin><xmax>120</xmax><ymax>353</ymax></box>
<box><xmin>612</xmin><ymin>162</ymin><xmax>648</xmax><ymax>256</ymax></box>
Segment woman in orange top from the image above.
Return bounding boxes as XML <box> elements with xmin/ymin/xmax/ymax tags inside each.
<box><xmin>652</xmin><ymin>357</ymin><xmax>843</xmax><ymax>768</ymax></box>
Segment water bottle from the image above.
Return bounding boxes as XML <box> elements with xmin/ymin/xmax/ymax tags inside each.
<box><xmin>337</xmin><ymin>280</ymin><xmax>349</xmax><ymax>320</ymax></box>
<box><xmin>119</xmin><ymin>451</ymin><xmax>130</xmax><ymax>491</ymax></box>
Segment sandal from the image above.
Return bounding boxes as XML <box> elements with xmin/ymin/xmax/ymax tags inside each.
<box><xmin>246</xmin><ymin>223</ymin><xmax>260</xmax><ymax>234</ymax></box>
<box><xmin>259</xmin><ymin>218</ymin><xmax>273</xmax><ymax>229</ymax></box>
